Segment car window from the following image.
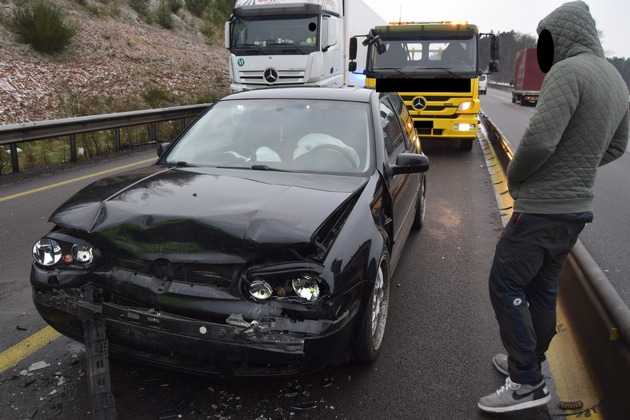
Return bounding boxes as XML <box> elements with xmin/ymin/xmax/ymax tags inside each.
<box><xmin>387</xmin><ymin>95</ymin><xmax>412</xmax><ymax>149</ymax></box>
<box><xmin>166</xmin><ymin>99</ymin><xmax>372</xmax><ymax>175</ymax></box>
<box><xmin>379</xmin><ymin>98</ymin><xmax>405</xmax><ymax>159</ymax></box>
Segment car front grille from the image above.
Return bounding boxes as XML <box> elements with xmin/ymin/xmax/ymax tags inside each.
<box><xmin>115</xmin><ymin>257</ymin><xmax>240</xmax><ymax>289</ymax></box>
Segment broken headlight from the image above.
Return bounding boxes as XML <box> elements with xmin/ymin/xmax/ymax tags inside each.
<box><xmin>32</xmin><ymin>236</ymin><xmax>97</xmax><ymax>268</ymax></box>
<box><xmin>292</xmin><ymin>274</ymin><xmax>320</xmax><ymax>302</ymax></box>
<box><xmin>248</xmin><ymin>280</ymin><xmax>274</xmax><ymax>301</ymax></box>
<box><xmin>246</xmin><ymin>269</ymin><xmax>324</xmax><ymax>303</ymax></box>
<box><xmin>32</xmin><ymin>239</ymin><xmax>62</xmax><ymax>267</ymax></box>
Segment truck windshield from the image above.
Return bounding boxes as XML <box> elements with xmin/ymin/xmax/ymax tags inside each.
<box><xmin>166</xmin><ymin>100</ymin><xmax>372</xmax><ymax>175</ymax></box>
<box><xmin>231</xmin><ymin>16</ymin><xmax>319</xmax><ymax>55</ymax></box>
<box><xmin>371</xmin><ymin>37</ymin><xmax>477</xmax><ymax>74</ymax></box>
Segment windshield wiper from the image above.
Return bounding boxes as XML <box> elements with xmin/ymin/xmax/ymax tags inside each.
<box><xmin>373</xmin><ymin>67</ymin><xmax>408</xmax><ymax>76</ymax></box>
<box><xmin>165</xmin><ymin>161</ymin><xmax>196</xmax><ymax>168</ymax></box>
<box><xmin>216</xmin><ymin>164</ymin><xmax>289</xmax><ymax>172</ymax></box>
<box><xmin>267</xmin><ymin>43</ymin><xmax>308</xmax><ymax>54</ymax></box>
<box><xmin>428</xmin><ymin>67</ymin><xmax>462</xmax><ymax>78</ymax></box>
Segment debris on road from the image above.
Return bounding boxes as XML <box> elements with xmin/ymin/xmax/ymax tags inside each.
<box><xmin>28</xmin><ymin>361</ymin><xmax>50</xmax><ymax>372</ymax></box>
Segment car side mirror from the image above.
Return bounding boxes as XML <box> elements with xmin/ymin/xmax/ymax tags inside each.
<box><xmin>376</xmin><ymin>40</ymin><xmax>386</xmax><ymax>55</ymax></box>
<box><xmin>348</xmin><ymin>61</ymin><xmax>357</xmax><ymax>72</ymax></box>
<box><xmin>157</xmin><ymin>142</ymin><xmax>171</xmax><ymax>157</ymax></box>
<box><xmin>392</xmin><ymin>153</ymin><xmax>430</xmax><ymax>175</ymax></box>
<box><xmin>224</xmin><ymin>22</ymin><xmax>230</xmax><ymax>50</ymax></box>
<box><xmin>349</xmin><ymin>36</ymin><xmax>358</xmax><ymax>60</ymax></box>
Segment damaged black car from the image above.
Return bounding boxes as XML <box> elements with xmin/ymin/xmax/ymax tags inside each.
<box><xmin>31</xmin><ymin>88</ymin><xmax>429</xmax><ymax>375</ymax></box>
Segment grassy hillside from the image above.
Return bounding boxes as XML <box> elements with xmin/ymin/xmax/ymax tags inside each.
<box><xmin>0</xmin><ymin>0</ymin><xmax>232</xmax><ymax>125</ymax></box>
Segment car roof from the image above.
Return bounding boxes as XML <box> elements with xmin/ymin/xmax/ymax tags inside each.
<box><xmin>223</xmin><ymin>87</ymin><xmax>374</xmax><ymax>103</ymax></box>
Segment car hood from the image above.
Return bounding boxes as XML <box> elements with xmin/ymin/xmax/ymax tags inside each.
<box><xmin>50</xmin><ymin>166</ymin><xmax>368</xmax><ymax>262</ymax></box>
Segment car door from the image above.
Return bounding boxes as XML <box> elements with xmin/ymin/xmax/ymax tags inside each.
<box><xmin>378</xmin><ymin>94</ymin><xmax>418</xmax><ymax>265</ymax></box>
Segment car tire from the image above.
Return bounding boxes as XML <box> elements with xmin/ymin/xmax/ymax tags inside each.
<box><xmin>459</xmin><ymin>138</ymin><xmax>474</xmax><ymax>151</ymax></box>
<box><xmin>353</xmin><ymin>254</ymin><xmax>391</xmax><ymax>363</ymax></box>
<box><xmin>412</xmin><ymin>176</ymin><xmax>426</xmax><ymax>231</ymax></box>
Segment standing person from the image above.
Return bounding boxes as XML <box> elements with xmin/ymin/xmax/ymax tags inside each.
<box><xmin>478</xmin><ymin>1</ymin><xmax>629</xmax><ymax>413</ymax></box>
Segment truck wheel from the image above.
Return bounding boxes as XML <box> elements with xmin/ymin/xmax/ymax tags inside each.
<box><xmin>412</xmin><ymin>176</ymin><xmax>426</xmax><ymax>231</ymax></box>
<box><xmin>511</xmin><ymin>94</ymin><xmax>516</xmax><ymax>103</ymax></box>
<box><xmin>520</xmin><ymin>97</ymin><xmax>527</xmax><ymax>106</ymax></box>
<box><xmin>459</xmin><ymin>139</ymin><xmax>474</xmax><ymax>151</ymax></box>
<box><xmin>353</xmin><ymin>256</ymin><xmax>391</xmax><ymax>363</ymax></box>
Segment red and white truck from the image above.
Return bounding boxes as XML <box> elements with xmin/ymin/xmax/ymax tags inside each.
<box><xmin>512</xmin><ymin>48</ymin><xmax>545</xmax><ymax>106</ymax></box>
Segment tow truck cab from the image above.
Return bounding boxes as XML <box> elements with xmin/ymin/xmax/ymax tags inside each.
<box><xmin>349</xmin><ymin>22</ymin><xmax>499</xmax><ymax>151</ymax></box>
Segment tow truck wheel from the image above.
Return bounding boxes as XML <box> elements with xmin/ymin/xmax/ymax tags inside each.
<box><xmin>412</xmin><ymin>176</ymin><xmax>426</xmax><ymax>231</ymax></box>
<box><xmin>353</xmin><ymin>256</ymin><xmax>390</xmax><ymax>363</ymax></box>
<box><xmin>459</xmin><ymin>139</ymin><xmax>474</xmax><ymax>151</ymax></box>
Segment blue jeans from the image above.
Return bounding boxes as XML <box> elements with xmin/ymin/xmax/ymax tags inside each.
<box><xmin>489</xmin><ymin>212</ymin><xmax>590</xmax><ymax>384</ymax></box>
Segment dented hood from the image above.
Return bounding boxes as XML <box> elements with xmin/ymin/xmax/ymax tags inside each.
<box><xmin>50</xmin><ymin>166</ymin><xmax>367</xmax><ymax>261</ymax></box>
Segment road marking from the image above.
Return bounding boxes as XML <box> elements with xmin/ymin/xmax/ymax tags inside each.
<box><xmin>0</xmin><ymin>158</ymin><xmax>155</xmax><ymax>204</ymax></box>
<box><xmin>0</xmin><ymin>326</ymin><xmax>61</xmax><ymax>373</ymax></box>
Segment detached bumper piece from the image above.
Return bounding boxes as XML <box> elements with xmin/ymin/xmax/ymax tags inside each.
<box><xmin>64</xmin><ymin>285</ymin><xmax>117</xmax><ymax>420</ymax></box>
<box><xmin>34</xmin><ymin>285</ymin><xmax>357</xmax><ymax>376</ymax></box>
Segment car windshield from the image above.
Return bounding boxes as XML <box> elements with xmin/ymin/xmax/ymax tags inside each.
<box><xmin>231</xmin><ymin>16</ymin><xmax>319</xmax><ymax>54</ymax></box>
<box><xmin>372</xmin><ymin>37</ymin><xmax>477</xmax><ymax>73</ymax></box>
<box><xmin>166</xmin><ymin>99</ymin><xmax>372</xmax><ymax>175</ymax></box>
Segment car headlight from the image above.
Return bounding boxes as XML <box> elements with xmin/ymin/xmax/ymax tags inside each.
<box><xmin>32</xmin><ymin>239</ymin><xmax>62</xmax><ymax>267</ymax></box>
<box><xmin>33</xmin><ymin>236</ymin><xmax>97</xmax><ymax>268</ymax></box>
<box><xmin>454</xmin><ymin>123</ymin><xmax>473</xmax><ymax>131</ymax></box>
<box><xmin>246</xmin><ymin>269</ymin><xmax>324</xmax><ymax>302</ymax></box>
<box><xmin>249</xmin><ymin>280</ymin><xmax>273</xmax><ymax>301</ymax></box>
<box><xmin>458</xmin><ymin>101</ymin><xmax>474</xmax><ymax>112</ymax></box>
<box><xmin>292</xmin><ymin>274</ymin><xmax>320</xmax><ymax>302</ymax></box>
<box><xmin>72</xmin><ymin>244</ymin><xmax>94</xmax><ymax>265</ymax></box>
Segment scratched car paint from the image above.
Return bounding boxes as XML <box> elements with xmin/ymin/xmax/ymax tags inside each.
<box><xmin>30</xmin><ymin>88</ymin><xmax>429</xmax><ymax>375</ymax></box>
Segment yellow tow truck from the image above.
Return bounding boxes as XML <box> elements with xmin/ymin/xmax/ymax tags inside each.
<box><xmin>349</xmin><ymin>21</ymin><xmax>499</xmax><ymax>151</ymax></box>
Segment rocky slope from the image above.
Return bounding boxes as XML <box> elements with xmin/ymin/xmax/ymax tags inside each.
<box><xmin>0</xmin><ymin>0</ymin><xmax>230</xmax><ymax>125</ymax></box>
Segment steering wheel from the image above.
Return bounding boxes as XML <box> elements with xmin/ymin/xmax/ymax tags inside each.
<box><xmin>294</xmin><ymin>144</ymin><xmax>359</xmax><ymax>170</ymax></box>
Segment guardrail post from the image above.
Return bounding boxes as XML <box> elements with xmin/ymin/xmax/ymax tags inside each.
<box><xmin>113</xmin><ymin>128</ymin><xmax>121</xmax><ymax>152</ymax></box>
<box><xmin>69</xmin><ymin>134</ymin><xmax>77</xmax><ymax>162</ymax></box>
<box><xmin>10</xmin><ymin>143</ymin><xmax>19</xmax><ymax>173</ymax></box>
<box><xmin>147</xmin><ymin>123</ymin><xmax>158</xmax><ymax>144</ymax></box>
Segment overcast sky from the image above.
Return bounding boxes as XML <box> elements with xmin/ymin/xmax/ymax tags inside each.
<box><xmin>364</xmin><ymin>0</ymin><xmax>629</xmax><ymax>58</ymax></box>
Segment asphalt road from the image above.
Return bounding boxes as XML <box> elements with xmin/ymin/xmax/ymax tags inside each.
<box><xmin>0</xmin><ymin>143</ymin><xmax>552</xmax><ymax>419</ymax></box>
<box><xmin>481</xmin><ymin>87</ymin><xmax>630</xmax><ymax>306</ymax></box>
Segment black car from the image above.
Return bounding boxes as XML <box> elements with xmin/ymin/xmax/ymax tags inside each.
<box><xmin>31</xmin><ymin>88</ymin><xmax>429</xmax><ymax>375</ymax></box>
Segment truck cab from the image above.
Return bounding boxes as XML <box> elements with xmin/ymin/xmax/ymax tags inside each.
<box><xmin>349</xmin><ymin>22</ymin><xmax>498</xmax><ymax>151</ymax></box>
<box><xmin>225</xmin><ymin>0</ymin><xmax>344</xmax><ymax>92</ymax></box>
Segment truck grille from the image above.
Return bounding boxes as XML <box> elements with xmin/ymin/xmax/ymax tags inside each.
<box><xmin>400</xmin><ymin>95</ymin><xmax>463</xmax><ymax>116</ymax></box>
<box><xmin>239</xmin><ymin>70</ymin><xmax>305</xmax><ymax>85</ymax></box>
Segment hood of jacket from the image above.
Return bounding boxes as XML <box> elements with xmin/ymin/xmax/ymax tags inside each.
<box><xmin>537</xmin><ymin>1</ymin><xmax>604</xmax><ymax>71</ymax></box>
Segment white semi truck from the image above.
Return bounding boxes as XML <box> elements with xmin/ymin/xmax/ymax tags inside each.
<box><xmin>225</xmin><ymin>0</ymin><xmax>384</xmax><ymax>91</ymax></box>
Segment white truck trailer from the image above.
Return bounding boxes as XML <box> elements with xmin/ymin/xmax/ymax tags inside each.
<box><xmin>225</xmin><ymin>0</ymin><xmax>385</xmax><ymax>91</ymax></box>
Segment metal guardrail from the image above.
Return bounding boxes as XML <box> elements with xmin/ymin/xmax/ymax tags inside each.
<box><xmin>480</xmin><ymin>111</ymin><xmax>630</xmax><ymax>416</ymax></box>
<box><xmin>0</xmin><ymin>104</ymin><xmax>211</xmax><ymax>174</ymax></box>
<box><xmin>487</xmin><ymin>81</ymin><xmax>513</xmax><ymax>92</ymax></box>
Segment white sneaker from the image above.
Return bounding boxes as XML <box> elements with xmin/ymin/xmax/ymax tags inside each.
<box><xmin>478</xmin><ymin>377</ymin><xmax>550</xmax><ymax>413</ymax></box>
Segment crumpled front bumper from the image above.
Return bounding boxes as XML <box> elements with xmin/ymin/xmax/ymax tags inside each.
<box><xmin>32</xmin><ymin>283</ymin><xmax>361</xmax><ymax>376</ymax></box>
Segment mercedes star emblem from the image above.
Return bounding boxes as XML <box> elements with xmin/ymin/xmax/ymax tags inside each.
<box><xmin>264</xmin><ymin>68</ymin><xmax>279</xmax><ymax>84</ymax></box>
<box><xmin>412</xmin><ymin>96</ymin><xmax>427</xmax><ymax>111</ymax></box>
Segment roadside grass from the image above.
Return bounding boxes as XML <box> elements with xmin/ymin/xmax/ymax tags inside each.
<box><xmin>10</xmin><ymin>0</ymin><xmax>77</xmax><ymax>54</ymax></box>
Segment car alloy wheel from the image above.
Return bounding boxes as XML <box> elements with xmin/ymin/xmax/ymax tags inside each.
<box><xmin>369</xmin><ymin>265</ymin><xmax>390</xmax><ymax>351</ymax></box>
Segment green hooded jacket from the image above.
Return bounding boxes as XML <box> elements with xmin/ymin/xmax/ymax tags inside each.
<box><xmin>507</xmin><ymin>1</ymin><xmax>629</xmax><ymax>214</ymax></box>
